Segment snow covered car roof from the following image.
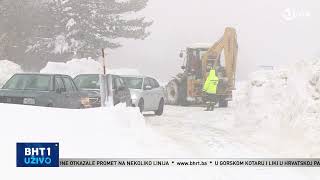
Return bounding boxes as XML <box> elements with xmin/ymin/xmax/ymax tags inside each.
<box><xmin>14</xmin><ymin>73</ymin><xmax>71</xmax><ymax>76</ymax></box>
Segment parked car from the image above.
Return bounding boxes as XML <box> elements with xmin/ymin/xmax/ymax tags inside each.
<box><xmin>0</xmin><ymin>73</ymin><xmax>87</xmax><ymax>108</ymax></box>
<box><xmin>121</xmin><ymin>75</ymin><xmax>165</xmax><ymax>115</ymax></box>
<box><xmin>73</xmin><ymin>74</ymin><xmax>132</xmax><ymax>107</ymax></box>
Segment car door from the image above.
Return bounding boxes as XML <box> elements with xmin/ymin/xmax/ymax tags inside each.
<box><xmin>112</xmin><ymin>75</ymin><xmax>124</xmax><ymax>105</ymax></box>
<box><xmin>149</xmin><ymin>78</ymin><xmax>162</xmax><ymax>110</ymax></box>
<box><xmin>54</xmin><ymin>76</ymin><xmax>67</xmax><ymax>108</ymax></box>
<box><xmin>142</xmin><ymin>78</ymin><xmax>153</xmax><ymax>110</ymax></box>
<box><xmin>118</xmin><ymin>77</ymin><xmax>130</xmax><ymax>104</ymax></box>
<box><xmin>62</xmin><ymin>76</ymin><xmax>81</xmax><ymax>108</ymax></box>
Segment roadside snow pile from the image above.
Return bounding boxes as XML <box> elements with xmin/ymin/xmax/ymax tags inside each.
<box><xmin>0</xmin><ymin>103</ymin><xmax>193</xmax><ymax>179</ymax></box>
<box><xmin>0</xmin><ymin>104</ymin><xmax>190</xmax><ymax>159</ymax></box>
<box><xmin>232</xmin><ymin>59</ymin><xmax>320</xmax><ymax>157</ymax></box>
<box><xmin>41</xmin><ymin>58</ymin><xmax>103</xmax><ymax>77</ymax></box>
<box><xmin>0</xmin><ymin>60</ymin><xmax>23</xmax><ymax>87</ymax></box>
<box><xmin>41</xmin><ymin>58</ymin><xmax>141</xmax><ymax>77</ymax></box>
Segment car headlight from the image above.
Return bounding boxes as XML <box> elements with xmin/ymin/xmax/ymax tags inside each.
<box><xmin>131</xmin><ymin>94</ymin><xmax>138</xmax><ymax>100</ymax></box>
<box><xmin>89</xmin><ymin>97</ymin><xmax>99</xmax><ymax>104</ymax></box>
<box><xmin>23</xmin><ymin>98</ymin><xmax>35</xmax><ymax>105</ymax></box>
<box><xmin>81</xmin><ymin>97</ymin><xmax>90</xmax><ymax>105</ymax></box>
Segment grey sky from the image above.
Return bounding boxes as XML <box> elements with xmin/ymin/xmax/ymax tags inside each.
<box><xmin>108</xmin><ymin>0</ymin><xmax>320</xmax><ymax>82</ymax></box>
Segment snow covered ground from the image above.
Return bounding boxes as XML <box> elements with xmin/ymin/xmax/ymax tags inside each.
<box><xmin>146</xmin><ymin>106</ymin><xmax>319</xmax><ymax>179</ymax></box>
<box><xmin>231</xmin><ymin>59</ymin><xmax>320</xmax><ymax>157</ymax></box>
<box><xmin>1</xmin><ymin>104</ymin><xmax>318</xmax><ymax>180</ymax></box>
<box><xmin>147</xmin><ymin>58</ymin><xmax>320</xmax><ymax>159</ymax></box>
<box><xmin>1</xmin><ymin>58</ymin><xmax>320</xmax><ymax>179</ymax></box>
<box><xmin>0</xmin><ymin>103</ymin><xmax>201</xmax><ymax>179</ymax></box>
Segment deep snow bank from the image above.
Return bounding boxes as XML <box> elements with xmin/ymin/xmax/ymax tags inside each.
<box><xmin>0</xmin><ymin>103</ymin><xmax>193</xmax><ymax>179</ymax></box>
<box><xmin>0</xmin><ymin>104</ymin><xmax>189</xmax><ymax>159</ymax></box>
<box><xmin>41</xmin><ymin>58</ymin><xmax>141</xmax><ymax>77</ymax></box>
<box><xmin>0</xmin><ymin>60</ymin><xmax>23</xmax><ymax>87</ymax></box>
<box><xmin>232</xmin><ymin>59</ymin><xmax>320</xmax><ymax>157</ymax></box>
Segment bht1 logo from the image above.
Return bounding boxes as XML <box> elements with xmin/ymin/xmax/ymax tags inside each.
<box><xmin>16</xmin><ymin>143</ymin><xmax>59</xmax><ymax>167</ymax></box>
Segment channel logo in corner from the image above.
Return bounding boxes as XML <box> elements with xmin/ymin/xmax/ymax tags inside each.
<box><xmin>16</xmin><ymin>143</ymin><xmax>59</xmax><ymax>167</ymax></box>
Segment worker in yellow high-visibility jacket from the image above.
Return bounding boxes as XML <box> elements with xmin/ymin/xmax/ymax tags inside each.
<box><xmin>203</xmin><ymin>69</ymin><xmax>219</xmax><ymax>111</ymax></box>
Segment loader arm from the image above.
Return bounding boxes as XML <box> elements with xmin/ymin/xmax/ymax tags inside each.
<box><xmin>202</xmin><ymin>27</ymin><xmax>238</xmax><ymax>90</ymax></box>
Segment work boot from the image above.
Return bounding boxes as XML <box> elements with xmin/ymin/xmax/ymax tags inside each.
<box><xmin>209</xmin><ymin>102</ymin><xmax>215</xmax><ymax>111</ymax></box>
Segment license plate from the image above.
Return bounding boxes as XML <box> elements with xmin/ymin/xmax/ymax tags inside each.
<box><xmin>23</xmin><ymin>98</ymin><xmax>35</xmax><ymax>105</ymax></box>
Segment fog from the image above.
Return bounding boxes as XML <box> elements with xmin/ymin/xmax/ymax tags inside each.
<box><xmin>107</xmin><ymin>0</ymin><xmax>320</xmax><ymax>82</ymax></box>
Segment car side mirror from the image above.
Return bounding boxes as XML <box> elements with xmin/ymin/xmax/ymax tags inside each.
<box><xmin>144</xmin><ymin>85</ymin><xmax>152</xmax><ymax>90</ymax></box>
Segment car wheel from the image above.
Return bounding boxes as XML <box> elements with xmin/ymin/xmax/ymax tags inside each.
<box><xmin>155</xmin><ymin>98</ymin><xmax>164</xmax><ymax>116</ymax></box>
<box><xmin>126</xmin><ymin>99</ymin><xmax>132</xmax><ymax>107</ymax></box>
<box><xmin>138</xmin><ymin>99</ymin><xmax>144</xmax><ymax>113</ymax></box>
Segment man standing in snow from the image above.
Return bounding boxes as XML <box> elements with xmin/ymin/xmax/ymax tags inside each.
<box><xmin>203</xmin><ymin>68</ymin><xmax>219</xmax><ymax>111</ymax></box>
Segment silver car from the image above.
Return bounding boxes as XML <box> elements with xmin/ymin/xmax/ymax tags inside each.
<box><xmin>121</xmin><ymin>75</ymin><xmax>165</xmax><ymax>116</ymax></box>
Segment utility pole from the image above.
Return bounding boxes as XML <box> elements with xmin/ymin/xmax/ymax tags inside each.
<box><xmin>102</xmin><ymin>48</ymin><xmax>106</xmax><ymax>74</ymax></box>
<box><xmin>100</xmin><ymin>48</ymin><xmax>113</xmax><ymax>107</ymax></box>
<box><xmin>100</xmin><ymin>48</ymin><xmax>107</xmax><ymax>107</ymax></box>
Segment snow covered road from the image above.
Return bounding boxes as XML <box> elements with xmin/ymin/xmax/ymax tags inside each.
<box><xmin>145</xmin><ymin>105</ymin><xmax>263</xmax><ymax>157</ymax></box>
<box><xmin>144</xmin><ymin>105</ymin><xmax>320</xmax><ymax>179</ymax></box>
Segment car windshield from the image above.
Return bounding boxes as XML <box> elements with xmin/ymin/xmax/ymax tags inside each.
<box><xmin>123</xmin><ymin>77</ymin><xmax>143</xmax><ymax>89</ymax></box>
<box><xmin>74</xmin><ymin>75</ymin><xmax>100</xmax><ymax>90</ymax></box>
<box><xmin>3</xmin><ymin>74</ymin><xmax>51</xmax><ymax>91</ymax></box>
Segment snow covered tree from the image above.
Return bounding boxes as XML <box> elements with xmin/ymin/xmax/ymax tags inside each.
<box><xmin>0</xmin><ymin>0</ymin><xmax>56</xmax><ymax>70</ymax></box>
<box><xmin>0</xmin><ymin>0</ymin><xmax>152</xmax><ymax>70</ymax></box>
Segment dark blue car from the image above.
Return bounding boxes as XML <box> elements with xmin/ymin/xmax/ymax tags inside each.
<box><xmin>0</xmin><ymin>73</ymin><xmax>88</xmax><ymax>109</ymax></box>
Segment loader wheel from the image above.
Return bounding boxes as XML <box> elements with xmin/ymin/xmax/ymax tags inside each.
<box><xmin>155</xmin><ymin>98</ymin><xmax>164</xmax><ymax>116</ymax></box>
<box><xmin>218</xmin><ymin>99</ymin><xmax>228</xmax><ymax>107</ymax></box>
<box><xmin>166</xmin><ymin>79</ymin><xmax>179</xmax><ymax>105</ymax></box>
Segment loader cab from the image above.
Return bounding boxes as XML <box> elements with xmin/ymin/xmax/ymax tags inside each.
<box><xmin>181</xmin><ymin>46</ymin><xmax>209</xmax><ymax>79</ymax></box>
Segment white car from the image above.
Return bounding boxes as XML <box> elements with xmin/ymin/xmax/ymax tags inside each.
<box><xmin>121</xmin><ymin>75</ymin><xmax>165</xmax><ymax>116</ymax></box>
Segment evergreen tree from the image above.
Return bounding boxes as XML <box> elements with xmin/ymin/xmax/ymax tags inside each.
<box><xmin>0</xmin><ymin>0</ymin><xmax>152</xmax><ymax>70</ymax></box>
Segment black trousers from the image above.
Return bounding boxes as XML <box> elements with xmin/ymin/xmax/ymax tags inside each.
<box><xmin>204</xmin><ymin>93</ymin><xmax>217</xmax><ymax>110</ymax></box>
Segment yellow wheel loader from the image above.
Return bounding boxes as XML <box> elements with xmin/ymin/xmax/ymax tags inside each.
<box><xmin>166</xmin><ymin>27</ymin><xmax>238</xmax><ymax>107</ymax></box>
